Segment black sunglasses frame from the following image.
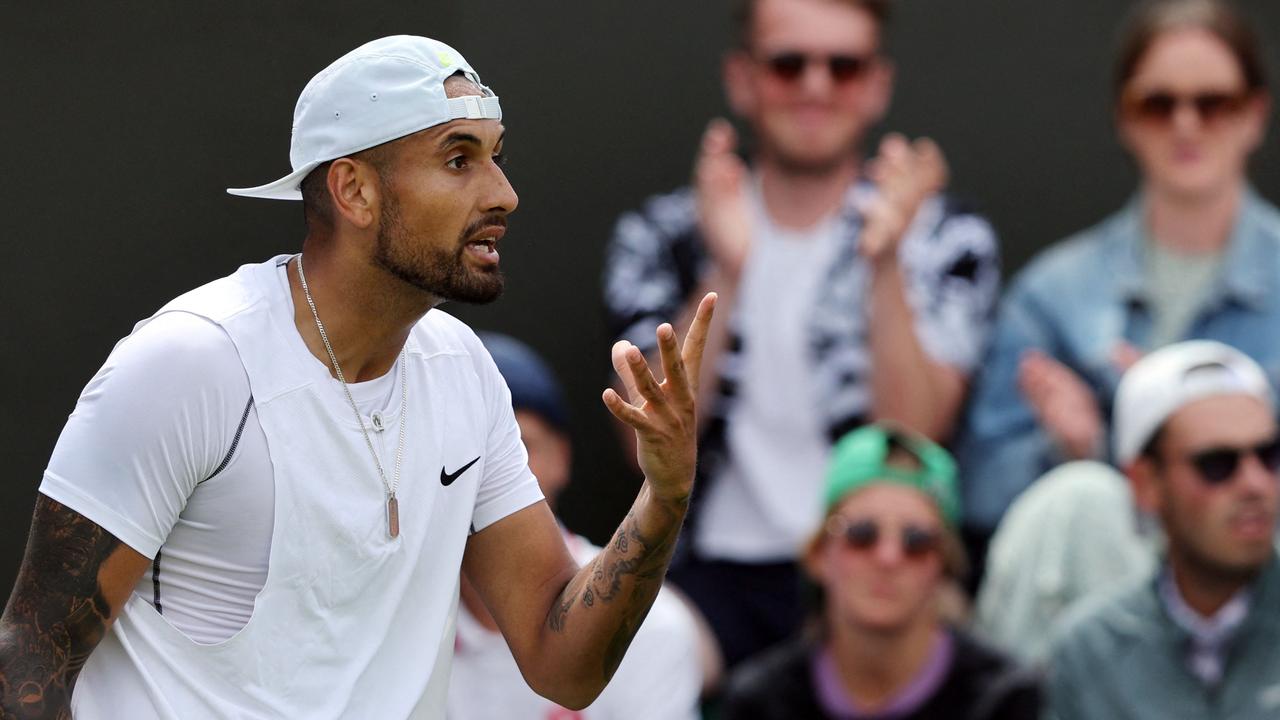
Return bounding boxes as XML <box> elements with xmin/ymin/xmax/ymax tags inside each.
<box><xmin>759</xmin><ymin>51</ymin><xmax>878</xmax><ymax>84</ymax></box>
<box><xmin>1186</xmin><ymin>436</ymin><xmax>1280</xmax><ymax>485</ymax></box>
<box><xmin>826</xmin><ymin>516</ymin><xmax>941</xmax><ymax>559</ymax></box>
<box><xmin>1124</xmin><ymin>89</ymin><xmax>1252</xmax><ymax>125</ymax></box>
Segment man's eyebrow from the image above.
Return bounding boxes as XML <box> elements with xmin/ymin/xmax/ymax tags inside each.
<box><xmin>438</xmin><ymin>130</ymin><xmax>506</xmax><ymax>151</ymax></box>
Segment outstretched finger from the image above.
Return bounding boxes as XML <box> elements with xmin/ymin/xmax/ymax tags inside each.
<box><xmin>657</xmin><ymin>323</ymin><xmax>692</xmax><ymax>403</ymax></box>
<box><xmin>602</xmin><ymin>387</ymin><xmax>653</xmax><ymax>431</ymax></box>
<box><xmin>625</xmin><ymin>343</ymin><xmax>670</xmax><ymax>411</ymax></box>
<box><xmin>611</xmin><ymin>340</ymin><xmax>642</xmax><ymax>405</ymax></box>
<box><xmin>681</xmin><ymin>293</ymin><xmax>717</xmax><ymax>395</ymax></box>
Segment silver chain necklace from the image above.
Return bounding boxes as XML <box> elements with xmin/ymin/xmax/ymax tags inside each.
<box><xmin>296</xmin><ymin>253</ymin><xmax>408</xmax><ymax>538</ymax></box>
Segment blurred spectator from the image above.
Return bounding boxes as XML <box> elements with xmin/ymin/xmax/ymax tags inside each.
<box><xmin>1047</xmin><ymin>340</ymin><xmax>1280</xmax><ymax>719</ymax></box>
<box><xmin>603</xmin><ymin>0</ymin><xmax>999</xmax><ymax>667</ymax></box>
<box><xmin>974</xmin><ymin>459</ymin><xmax>1156</xmax><ymax>664</ymax></box>
<box><xmin>448</xmin><ymin>334</ymin><xmax>714</xmax><ymax>720</ymax></box>
<box><xmin>720</xmin><ymin>424</ymin><xmax>1038</xmax><ymax>719</ymax></box>
<box><xmin>959</xmin><ymin>0</ymin><xmax>1279</xmax><ymax>548</ymax></box>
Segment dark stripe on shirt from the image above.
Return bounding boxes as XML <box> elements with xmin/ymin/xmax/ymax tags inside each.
<box><xmin>152</xmin><ymin>548</ymin><xmax>163</xmax><ymax>614</ymax></box>
<box><xmin>201</xmin><ymin>396</ymin><xmax>254</xmax><ymax>484</ymax></box>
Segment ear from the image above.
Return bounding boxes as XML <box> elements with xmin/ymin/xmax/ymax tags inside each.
<box><xmin>326</xmin><ymin>158</ymin><xmax>382</xmax><ymax>230</ymax></box>
<box><xmin>1242</xmin><ymin>91</ymin><xmax>1272</xmax><ymax>152</ymax></box>
<box><xmin>1115</xmin><ymin>107</ymin><xmax>1140</xmax><ymax>156</ymax></box>
<box><xmin>801</xmin><ymin>533</ymin><xmax>829</xmax><ymax>585</ymax></box>
<box><xmin>724</xmin><ymin>51</ymin><xmax>756</xmax><ymax>118</ymax></box>
<box><xmin>1127</xmin><ymin>457</ymin><xmax>1163</xmax><ymax>516</ymax></box>
<box><xmin>863</xmin><ymin>58</ymin><xmax>895</xmax><ymax>123</ymax></box>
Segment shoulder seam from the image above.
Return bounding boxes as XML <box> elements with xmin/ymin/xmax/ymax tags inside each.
<box><xmin>200</xmin><ymin>395</ymin><xmax>255</xmax><ymax>484</ymax></box>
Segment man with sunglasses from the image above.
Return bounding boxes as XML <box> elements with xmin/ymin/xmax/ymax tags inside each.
<box><xmin>603</xmin><ymin>0</ymin><xmax>1000</xmax><ymax>669</ymax></box>
<box><xmin>1047</xmin><ymin>340</ymin><xmax>1280</xmax><ymax>720</ymax></box>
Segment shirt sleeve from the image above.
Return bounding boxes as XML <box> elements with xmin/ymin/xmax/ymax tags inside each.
<box><xmin>603</xmin><ymin>190</ymin><xmax>701</xmax><ymax>354</ymax></box>
<box><xmin>899</xmin><ymin>197</ymin><xmax>1002</xmax><ymax>372</ymax></box>
<box><xmin>465</xmin><ymin>336</ymin><xmax>544</xmax><ymax>533</ymax></box>
<box><xmin>955</xmin><ymin>272</ymin><xmax>1065</xmax><ymax>532</ymax></box>
<box><xmin>39</xmin><ymin>312</ymin><xmax>252</xmax><ymax>558</ymax></box>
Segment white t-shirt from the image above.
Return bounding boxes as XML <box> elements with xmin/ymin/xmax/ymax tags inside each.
<box><xmin>694</xmin><ymin>185</ymin><xmax>845</xmax><ymax>562</ymax></box>
<box><xmin>40</xmin><ymin>257</ymin><xmax>544</xmax><ymax>717</ymax></box>
<box><xmin>448</xmin><ymin>532</ymin><xmax>702</xmax><ymax>720</ymax></box>
<box><xmin>41</xmin><ymin>306</ymin><xmax>417</xmax><ymax>644</ymax></box>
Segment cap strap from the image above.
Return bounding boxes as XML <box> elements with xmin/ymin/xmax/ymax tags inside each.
<box><xmin>447</xmin><ymin>95</ymin><xmax>502</xmax><ymax>121</ymax></box>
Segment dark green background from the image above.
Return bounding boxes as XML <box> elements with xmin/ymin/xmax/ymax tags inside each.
<box><xmin>3</xmin><ymin>2</ymin><xmax>1280</xmax><ymax>594</ymax></box>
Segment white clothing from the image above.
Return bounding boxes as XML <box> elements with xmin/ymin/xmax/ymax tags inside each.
<box><xmin>448</xmin><ymin>532</ymin><xmax>702</xmax><ymax>720</ymax></box>
<box><xmin>694</xmin><ymin>183</ymin><xmax>844</xmax><ymax>561</ymax></box>
<box><xmin>975</xmin><ymin>461</ymin><xmax>1155</xmax><ymax>664</ymax></box>
<box><xmin>41</xmin><ymin>256</ymin><xmax>544</xmax><ymax>719</ymax></box>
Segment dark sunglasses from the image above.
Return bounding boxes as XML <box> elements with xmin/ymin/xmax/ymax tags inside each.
<box><xmin>826</xmin><ymin>516</ymin><xmax>940</xmax><ymax>559</ymax></box>
<box><xmin>761</xmin><ymin>51</ymin><xmax>876</xmax><ymax>83</ymax></box>
<box><xmin>1124</xmin><ymin>89</ymin><xmax>1250</xmax><ymax>125</ymax></box>
<box><xmin>1187</xmin><ymin>437</ymin><xmax>1280</xmax><ymax>485</ymax></box>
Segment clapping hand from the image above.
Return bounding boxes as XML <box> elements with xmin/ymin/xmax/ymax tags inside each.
<box><xmin>1018</xmin><ymin>350</ymin><xmax>1103</xmax><ymax>461</ymax></box>
<box><xmin>859</xmin><ymin>133</ymin><xmax>949</xmax><ymax>261</ymax></box>
<box><xmin>695</xmin><ymin>119</ymin><xmax>752</xmax><ymax>281</ymax></box>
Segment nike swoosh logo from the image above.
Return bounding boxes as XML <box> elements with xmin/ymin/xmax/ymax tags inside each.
<box><xmin>441</xmin><ymin>456</ymin><xmax>481</xmax><ymax>486</ymax></box>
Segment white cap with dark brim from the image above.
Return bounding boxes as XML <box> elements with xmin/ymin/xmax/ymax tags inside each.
<box><xmin>228</xmin><ymin>35</ymin><xmax>502</xmax><ymax>201</ymax></box>
<box><xmin>1113</xmin><ymin>340</ymin><xmax>1274</xmax><ymax>466</ymax></box>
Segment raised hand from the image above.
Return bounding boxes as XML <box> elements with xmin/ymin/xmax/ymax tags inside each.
<box><xmin>859</xmin><ymin>133</ymin><xmax>949</xmax><ymax>261</ymax></box>
<box><xmin>694</xmin><ymin>119</ymin><xmax>752</xmax><ymax>281</ymax></box>
<box><xmin>603</xmin><ymin>293</ymin><xmax>717</xmax><ymax>502</ymax></box>
<box><xmin>1018</xmin><ymin>349</ymin><xmax>1104</xmax><ymax>461</ymax></box>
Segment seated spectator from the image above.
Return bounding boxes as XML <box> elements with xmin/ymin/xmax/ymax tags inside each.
<box><xmin>720</xmin><ymin>424</ymin><xmax>1040</xmax><ymax>720</ymax></box>
<box><xmin>604</xmin><ymin>0</ymin><xmax>1000</xmax><ymax>668</ymax></box>
<box><xmin>1047</xmin><ymin>340</ymin><xmax>1280</xmax><ymax>719</ymax></box>
<box><xmin>448</xmin><ymin>334</ymin><xmax>713</xmax><ymax>720</ymax></box>
<box><xmin>958</xmin><ymin>0</ymin><xmax>1279</xmax><ymax>548</ymax></box>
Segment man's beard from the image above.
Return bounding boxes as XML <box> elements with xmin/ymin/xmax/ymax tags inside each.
<box><xmin>373</xmin><ymin>191</ymin><xmax>505</xmax><ymax>304</ymax></box>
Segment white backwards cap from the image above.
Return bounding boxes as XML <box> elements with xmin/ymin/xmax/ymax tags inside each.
<box><xmin>1113</xmin><ymin>340</ymin><xmax>1274</xmax><ymax>466</ymax></box>
<box><xmin>228</xmin><ymin>35</ymin><xmax>502</xmax><ymax>201</ymax></box>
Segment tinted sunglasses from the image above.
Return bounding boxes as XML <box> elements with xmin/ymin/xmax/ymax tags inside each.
<box><xmin>1124</xmin><ymin>89</ymin><xmax>1250</xmax><ymax>125</ymax></box>
<box><xmin>1187</xmin><ymin>437</ymin><xmax>1280</xmax><ymax>485</ymax></box>
<box><xmin>761</xmin><ymin>51</ymin><xmax>876</xmax><ymax>83</ymax></box>
<box><xmin>826</xmin><ymin>516</ymin><xmax>940</xmax><ymax>559</ymax></box>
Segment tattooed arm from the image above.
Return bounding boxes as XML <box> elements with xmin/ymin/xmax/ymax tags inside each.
<box><xmin>462</xmin><ymin>294</ymin><xmax>715</xmax><ymax>710</ymax></box>
<box><xmin>0</xmin><ymin>496</ymin><xmax>150</xmax><ymax>719</ymax></box>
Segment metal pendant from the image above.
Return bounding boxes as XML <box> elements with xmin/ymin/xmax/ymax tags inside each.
<box><xmin>387</xmin><ymin>494</ymin><xmax>400</xmax><ymax>539</ymax></box>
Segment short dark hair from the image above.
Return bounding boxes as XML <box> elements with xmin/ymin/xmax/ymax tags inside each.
<box><xmin>732</xmin><ymin>0</ymin><xmax>892</xmax><ymax>50</ymax></box>
<box><xmin>1114</xmin><ymin>0</ymin><xmax>1269</xmax><ymax>100</ymax></box>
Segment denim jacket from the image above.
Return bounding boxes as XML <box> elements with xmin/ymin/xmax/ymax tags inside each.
<box><xmin>957</xmin><ymin>189</ymin><xmax>1280</xmax><ymax>533</ymax></box>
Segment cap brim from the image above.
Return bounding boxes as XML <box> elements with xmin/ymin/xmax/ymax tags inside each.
<box><xmin>226</xmin><ymin>162</ymin><xmax>319</xmax><ymax>201</ymax></box>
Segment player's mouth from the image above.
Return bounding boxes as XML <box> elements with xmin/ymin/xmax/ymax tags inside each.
<box><xmin>464</xmin><ymin>227</ymin><xmax>504</xmax><ymax>266</ymax></box>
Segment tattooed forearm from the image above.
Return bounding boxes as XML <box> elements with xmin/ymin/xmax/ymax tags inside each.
<box><xmin>544</xmin><ymin>496</ymin><xmax>685</xmax><ymax>681</ymax></box>
<box><xmin>0</xmin><ymin>496</ymin><xmax>125</xmax><ymax>719</ymax></box>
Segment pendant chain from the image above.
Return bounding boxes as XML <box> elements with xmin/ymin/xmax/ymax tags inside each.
<box><xmin>296</xmin><ymin>254</ymin><xmax>407</xmax><ymax>536</ymax></box>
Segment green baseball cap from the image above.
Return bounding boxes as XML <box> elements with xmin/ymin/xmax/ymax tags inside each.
<box><xmin>823</xmin><ymin>424</ymin><xmax>960</xmax><ymax>527</ymax></box>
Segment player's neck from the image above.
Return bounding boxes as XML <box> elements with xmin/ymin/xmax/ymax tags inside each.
<box><xmin>757</xmin><ymin>156</ymin><xmax>858</xmax><ymax>230</ymax></box>
<box><xmin>288</xmin><ymin>246</ymin><xmax>432</xmax><ymax>382</ymax></box>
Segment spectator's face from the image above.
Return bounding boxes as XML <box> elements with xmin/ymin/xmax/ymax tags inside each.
<box><xmin>1138</xmin><ymin>394</ymin><xmax>1279</xmax><ymax>581</ymax></box>
<box><xmin>726</xmin><ymin>0</ymin><xmax>891</xmax><ymax>173</ymax></box>
<box><xmin>515</xmin><ymin>410</ymin><xmax>572</xmax><ymax>510</ymax></box>
<box><xmin>1118</xmin><ymin>28</ymin><xmax>1268</xmax><ymax>203</ymax></box>
<box><xmin>808</xmin><ymin>483</ymin><xmax>944</xmax><ymax>635</ymax></box>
